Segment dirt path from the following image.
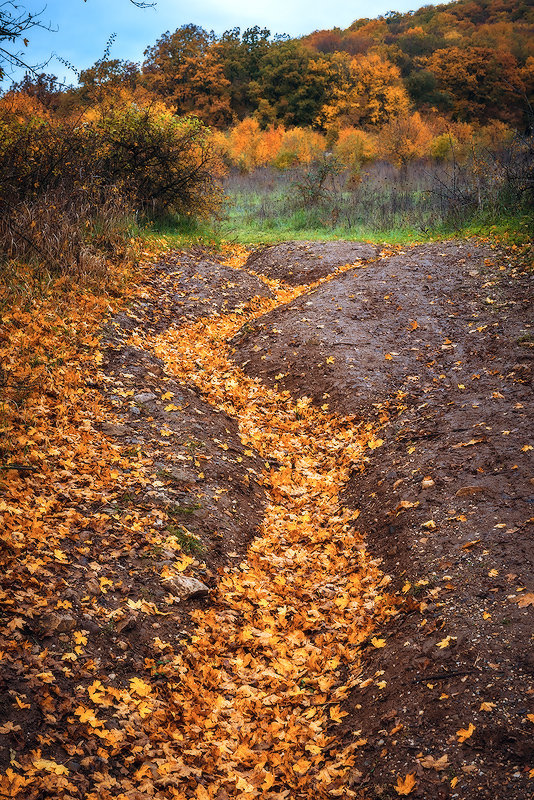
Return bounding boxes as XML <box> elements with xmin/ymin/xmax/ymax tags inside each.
<box><xmin>0</xmin><ymin>240</ymin><xmax>532</xmax><ymax>800</ymax></box>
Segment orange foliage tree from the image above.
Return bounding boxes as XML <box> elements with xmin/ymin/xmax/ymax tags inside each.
<box><xmin>378</xmin><ymin>112</ymin><xmax>433</xmax><ymax>168</ymax></box>
<box><xmin>142</xmin><ymin>24</ymin><xmax>232</xmax><ymax>127</ymax></box>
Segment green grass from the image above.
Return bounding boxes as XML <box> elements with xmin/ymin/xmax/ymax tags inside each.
<box><xmin>137</xmin><ymin>163</ymin><xmax>534</xmax><ymax>251</ymax></box>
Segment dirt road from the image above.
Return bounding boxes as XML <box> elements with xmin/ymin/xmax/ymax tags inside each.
<box><xmin>1</xmin><ymin>239</ymin><xmax>532</xmax><ymax>799</ymax></box>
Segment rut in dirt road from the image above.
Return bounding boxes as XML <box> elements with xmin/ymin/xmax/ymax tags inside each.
<box><xmin>123</xmin><ymin>249</ymin><xmax>400</xmax><ymax>797</ymax></box>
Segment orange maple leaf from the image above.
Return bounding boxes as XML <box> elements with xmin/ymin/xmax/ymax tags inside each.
<box><xmin>395</xmin><ymin>772</ymin><xmax>417</xmax><ymax>795</ymax></box>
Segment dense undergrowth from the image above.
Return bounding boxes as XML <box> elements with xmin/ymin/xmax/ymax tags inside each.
<box><xmin>146</xmin><ymin>143</ymin><xmax>534</xmax><ymax>254</ymax></box>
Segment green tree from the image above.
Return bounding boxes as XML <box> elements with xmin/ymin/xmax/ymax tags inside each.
<box><xmin>217</xmin><ymin>26</ymin><xmax>273</xmax><ymax>119</ymax></box>
<box><xmin>250</xmin><ymin>41</ymin><xmax>330</xmax><ymax>127</ymax></box>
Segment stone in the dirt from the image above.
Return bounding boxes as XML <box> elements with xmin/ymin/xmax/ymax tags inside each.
<box><xmin>164</xmin><ymin>575</ymin><xmax>210</xmax><ymax>601</ymax></box>
<box><xmin>134</xmin><ymin>392</ymin><xmax>157</xmax><ymax>404</ymax></box>
<box><xmin>167</xmin><ymin>468</ymin><xmax>194</xmax><ymax>483</ymax></box>
<box><xmin>101</xmin><ymin>422</ymin><xmax>129</xmax><ymax>437</ymax></box>
<box><xmin>34</xmin><ymin>612</ymin><xmax>77</xmax><ymax>635</ymax></box>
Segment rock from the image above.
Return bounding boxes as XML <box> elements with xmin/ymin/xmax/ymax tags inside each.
<box><xmin>101</xmin><ymin>422</ymin><xmax>129</xmax><ymax>437</ymax></box>
<box><xmin>116</xmin><ymin>613</ymin><xmax>139</xmax><ymax>633</ymax></box>
<box><xmin>164</xmin><ymin>575</ymin><xmax>210</xmax><ymax>601</ymax></box>
<box><xmin>456</xmin><ymin>486</ymin><xmax>484</xmax><ymax>497</ymax></box>
<box><xmin>134</xmin><ymin>392</ymin><xmax>157</xmax><ymax>404</ymax></box>
<box><xmin>85</xmin><ymin>578</ymin><xmax>100</xmax><ymax>595</ymax></box>
<box><xmin>168</xmin><ymin>469</ymin><xmax>194</xmax><ymax>483</ymax></box>
<box><xmin>34</xmin><ymin>612</ymin><xmax>77</xmax><ymax>635</ymax></box>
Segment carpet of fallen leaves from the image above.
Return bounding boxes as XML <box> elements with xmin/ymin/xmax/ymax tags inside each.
<box><xmin>2</xmin><ymin>239</ymin><xmax>532</xmax><ymax>799</ymax></box>
<box><xmin>0</xmin><ymin>249</ymin><xmax>400</xmax><ymax>799</ymax></box>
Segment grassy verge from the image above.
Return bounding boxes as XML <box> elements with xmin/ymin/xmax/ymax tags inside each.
<box><xmin>137</xmin><ymin>160</ymin><xmax>532</xmax><ymax>253</ymax></box>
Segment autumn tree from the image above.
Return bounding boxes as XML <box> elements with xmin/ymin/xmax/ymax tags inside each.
<box><xmin>142</xmin><ymin>24</ymin><xmax>232</xmax><ymax>127</ymax></box>
<box><xmin>426</xmin><ymin>45</ymin><xmax>526</xmax><ymax>124</ymax></box>
<box><xmin>8</xmin><ymin>71</ymin><xmax>61</xmax><ymax>110</ymax></box>
<box><xmin>319</xmin><ymin>51</ymin><xmax>411</xmax><ymax>129</ymax></box>
<box><xmin>378</xmin><ymin>111</ymin><xmax>432</xmax><ymax>168</ymax></box>
<box><xmin>73</xmin><ymin>58</ymin><xmax>141</xmax><ymax>106</ymax></box>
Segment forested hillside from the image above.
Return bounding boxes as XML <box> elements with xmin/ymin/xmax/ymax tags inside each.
<box><xmin>7</xmin><ymin>0</ymin><xmax>532</xmax><ymax>131</ymax></box>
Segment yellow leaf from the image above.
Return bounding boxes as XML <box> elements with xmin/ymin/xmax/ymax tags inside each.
<box><xmin>385</xmin><ymin>353</ymin><xmax>393</xmax><ymax>360</ymax></box>
<box><xmin>368</xmin><ymin>438</ymin><xmax>384</xmax><ymax>450</ymax></box>
<box><xmin>395</xmin><ymin>772</ymin><xmax>417</xmax><ymax>795</ymax></box>
<box><xmin>130</xmin><ymin>677</ymin><xmax>152</xmax><ymax>697</ymax></box>
<box><xmin>457</xmin><ymin>723</ymin><xmax>475</xmax><ymax>742</ymax></box>
<box><xmin>451</xmin><ymin>776</ymin><xmax>459</xmax><ymax>787</ymax></box>
<box><xmin>74</xmin><ymin>706</ymin><xmax>104</xmax><ymax>727</ymax></box>
<box><xmin>329</xmin><ymin>704</ymin><xmax>347</xmax><ymax>723</ymax></box>
<box><xmin>325</xmin><ymin>356</ymin><xmax>335</xmax><ymax>364</ymax></box>
<box><xmin>32</xmin><ymin>758</ymin><xmax>69</xmax><ymax>776</ymax></box>
<box><xmin>262</xmin><ymin>772</ymin><xmax>276</xmax><ymax>791</ymax></box>
<box><xmin>293</xmin><ymin>758</ymin><xmax>311</xmax><ymax>775</ymax></box>
<box><xmin>371</xmin><ymin>637</ymin><xmax>386</xmax><ymax>648</ymax></box>
<box><xmin>480</xmin><ymin>702</ymin><xmax>495</xmax><ymax>712</ymax></box>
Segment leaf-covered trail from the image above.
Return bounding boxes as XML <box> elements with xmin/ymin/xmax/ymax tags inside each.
<box><xmin>130</xmin><ymin>249</ymin><xmax>398</xmax><ymax>796</ymax></box>
<box><xmin>1</xmin><ymin>239</ymin><xmax>532</xmax><ymax>799</ymax></box>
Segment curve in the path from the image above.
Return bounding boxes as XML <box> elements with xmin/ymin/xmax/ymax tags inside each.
<box><xmin>127</xmin><ymin>248</ymin><xmax>398</xmax><ymax>798</ymax></box>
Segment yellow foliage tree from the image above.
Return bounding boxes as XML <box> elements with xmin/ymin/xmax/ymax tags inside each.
<box><xmin>273</xmin><ymin>126</ymin><xmax>326</xmax><ymax>169</ymax></box>
<box><xmin>319</xmin><ymin>52</ymin><xmax>411</xmax><ymax>128</ymax></box>
<box><xmin>333</xmin><ymin>127</ymin><xmax>377</xmax><ymax>180</ymax></box>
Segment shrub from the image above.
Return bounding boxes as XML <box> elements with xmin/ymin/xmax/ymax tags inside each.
<box><xmin>272</xmin><ymin>126</ymin><xmax>326</xmax><ymax>169</ymax></box>
<box><xmin>216</xmin><ymin>117</ymin><xmax>284</xmax><ymax>172</ymax></box>
<box><xmin>333</xmin><ymin>127</ymin><xmax>377</xmax><ymax>180</ymax></box>
<box><xmin>0</xmin><ymin>98</ymin><xmax>223</xmax><ymax>273</ymax></box>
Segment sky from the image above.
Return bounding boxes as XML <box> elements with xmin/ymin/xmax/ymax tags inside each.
<box><xmin>5</xmin><ymin>0</ymin><xmax>441</xmax><ymax>85</ymax></box>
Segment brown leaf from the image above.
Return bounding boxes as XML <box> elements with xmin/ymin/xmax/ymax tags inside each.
<box><xmin>419</xmin><ymin>754</ymin><xmax>449</xmax><ymax>771</ymax></box>
<box><xmin>517</xmin><ymin>592</ymin><xmax>534</xmax><ymax>608</ymax></box>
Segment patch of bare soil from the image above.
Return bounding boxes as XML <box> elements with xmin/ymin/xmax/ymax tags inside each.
<box><xmin>245</xmin><ymin>240</ymin><xmax>379</xmax><ymax>285</ymax></box>
<box><xmin>231</xmin><ymin>239</ymin><xmax>534</xmax><ymax>798</ymax></box>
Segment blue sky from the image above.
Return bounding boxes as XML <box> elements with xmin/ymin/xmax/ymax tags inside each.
<box><xmin>7</xmin><ymin>0</ymin><xmax>439</xmax><ymax>85</ymax></box>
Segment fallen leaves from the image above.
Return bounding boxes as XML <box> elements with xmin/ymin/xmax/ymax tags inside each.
<box><xmin>457</xmin><ymin>723</ymin><xmax>476</xmax><ymax>743</ymax></box>
<box><xmin>419</xmin><ymin>754</ymin><xmax>449</xmax><ymax>771</ymax></box>
<box><xmin>516</xmin><ymin>592</ymin><xmax>534</xmax><ymax>607</ymax></box>
<box><xmin>395</xmin><ymin>772</ymin><xmax>417</xmax><ymax>794</ymax></box>
<box><xmin>31</xmin><ymin>758</ymin><xmax>69</xmax><ymax>776</ymax></box>
<box><xmin>371</xmin><ymin>637</ymin><xmax>387</xmax><ymax>648</ymax></box>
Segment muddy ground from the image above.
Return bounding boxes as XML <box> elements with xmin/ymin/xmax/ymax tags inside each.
<box><xmin>231</xmin><ymin>240</ymin><xmax>534</xmax><ymax>797</ymax></box>
<box><xmin>2</xmin><ymin>239</ymin><xmax>531</xmax><ymax>799</ymax></box>
<box><xmin>109</xmin><ymin>240</ymin><xmax>532</xmax><ymax>798</ymax></box>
